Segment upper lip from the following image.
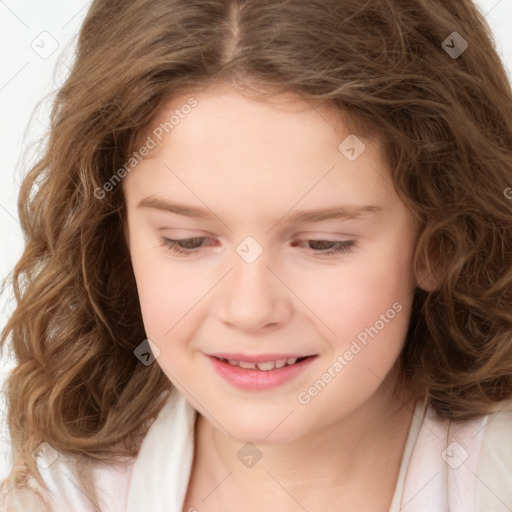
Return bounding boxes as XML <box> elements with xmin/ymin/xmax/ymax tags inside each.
<box><xmin>207</xmin><ymin>353</ymin><xmax>316</xmax><ymax>363</ymax></box>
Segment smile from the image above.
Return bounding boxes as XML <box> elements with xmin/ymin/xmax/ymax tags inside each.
<box><xmin>214</xmin><ymin>356</ymin><xmax>310</xmax><ymax>371</ymax></box>
<box><xmin>208</xmin><ymin>354</ymin><xmax>317</xmax><ymax>391</ymax></box>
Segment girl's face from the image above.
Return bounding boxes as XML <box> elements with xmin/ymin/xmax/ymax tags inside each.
<box><xmin>123</xmin><ymin>86</ymin><xmax>420</xmax><ymax>443</ymax></box>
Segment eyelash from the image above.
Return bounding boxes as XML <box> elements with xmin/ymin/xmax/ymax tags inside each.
<box><xmin>159</xmin><ymin>237</ymin><xmax>355</xmax><ymax>257</ymax></box>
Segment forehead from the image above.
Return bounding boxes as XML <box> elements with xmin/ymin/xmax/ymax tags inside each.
<box><xmin>137</xmin><ymin>86</ymin><xmax>383</xmax><ymax>170</ymax></box>
<box><xmin>148</xmin><ymin>85</ymin><xmax>367</xmax><ymax>149</ymax></box>
<box><xmin>124</xmin><ymin>86</ymin><xmax>395</xmax><ymax>220</ymax></box>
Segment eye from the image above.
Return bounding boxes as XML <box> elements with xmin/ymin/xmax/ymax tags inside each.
<box><xmin>293</xmin><ymin>239</ymin><xmax>355</xmax><ymax>256</ymax></box>
<box><xmin>160</xmin><ymin>237</ymin><xmax>355</xmax><ymax>257</ymax></box>
<box><xmin>160</xmin><ymin>237</ymin><xmax>211</xmax><ymax>255</ymax></box>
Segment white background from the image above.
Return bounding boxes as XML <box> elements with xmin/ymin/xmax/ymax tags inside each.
<box><xmin>0</xmin><ymin>0</ymin><xmax>511</xmax><ymax>480</ymax></box>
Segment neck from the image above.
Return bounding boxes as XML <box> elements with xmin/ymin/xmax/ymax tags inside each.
<box><xmin>189</xmin><ymin>378</ymin><xmax>417</xmax><ymax>511</ymax></box>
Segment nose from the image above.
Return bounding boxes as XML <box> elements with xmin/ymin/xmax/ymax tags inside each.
<box><xmin>216</xmin><ymin>249</ymin><xmax>293</xmax><ymax>333</ymax></box>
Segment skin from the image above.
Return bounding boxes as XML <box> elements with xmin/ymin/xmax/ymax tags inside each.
<box><xmin>123</xmin><ymin>84</ymin><xmax>430</xmax><ymax>511</ymax></box>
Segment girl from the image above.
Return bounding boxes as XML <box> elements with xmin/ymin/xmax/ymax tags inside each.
<box><xmin>1</xmin><ymin>0</ymin><xmax>512</xmax><ymax>510</ymax></box>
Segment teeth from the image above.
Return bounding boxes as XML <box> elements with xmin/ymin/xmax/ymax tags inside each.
<box><xmin>256</xmin><ymin>361</ymin><xmax>276</xmax><ymax>371</ymax></box>
<box><xmin>238</xmin><ymin>360</ymin><xmax>256</xmax><ymax>369</ymax></box>
<box><xmin>221</xmin><ymin>357</ymin><xmax>306</xmax><ymax>370</ymax></box>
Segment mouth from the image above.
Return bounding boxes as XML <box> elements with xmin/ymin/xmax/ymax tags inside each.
<box><xmin>211</xmin><ymin>355</ymin><xmax>314</xmax><ymax>371</ymax></box>
<box><xmin>207</xmin><ymin>354</ymin><xmax>318</xmax><ymax>391</ymax></box>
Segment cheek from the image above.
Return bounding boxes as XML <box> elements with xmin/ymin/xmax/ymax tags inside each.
<box><xmin>129</xmin><ymin>239</ymin><xmax>200</xmax><ymax>345</ymax></box>
<box><xmin>296</xmin><ymin>251</ymin><xmax>413</xmax><ymax>331</ymax></box>
<box><xmin>291</xmin><ymin>241</ymin><xmax>415</xmax><ymax>370</ymax></box>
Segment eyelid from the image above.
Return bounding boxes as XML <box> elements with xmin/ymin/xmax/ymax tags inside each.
<box><xmin>159</xmin><ymin>236</ymin><xmax>356</xmax><ymax>258</ymax></box>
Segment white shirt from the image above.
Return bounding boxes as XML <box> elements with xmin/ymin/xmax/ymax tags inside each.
<box><xmin>2</xmin><ymin>389</ymin><xmax>512</xmax><ymax>511</ymax></box>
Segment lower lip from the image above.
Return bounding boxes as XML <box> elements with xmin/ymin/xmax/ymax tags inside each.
<box><xmin>208</xmin><ymin>355</ymin><xmax>317</xmax><ymax>391</ymax></box>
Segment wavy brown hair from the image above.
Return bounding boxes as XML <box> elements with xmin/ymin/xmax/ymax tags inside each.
<box><xmin>1</xmin><ymin>0</ymin><xmax>512</xmax><ymax>509</ymax></box>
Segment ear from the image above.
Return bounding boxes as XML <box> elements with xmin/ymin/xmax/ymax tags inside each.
<box><xmin>416</xmin><ymin>268</ymin><xmax>440</xmax><ymax>292</ymax></box>
<box><xmin>415</xmin><ymin>252</ymin><xmax>443</xmax><ymax>292</ymax></box>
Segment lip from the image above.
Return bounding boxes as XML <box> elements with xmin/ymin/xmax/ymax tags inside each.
<box><xmin>207</xmin><ymin>352</ymin><xmax>315</xmax><ymax>363</ymax></box>
<box><xmin>207</xmin><ymin>354</ymin><xmax>318</xmax><ymax>391</ymax></box>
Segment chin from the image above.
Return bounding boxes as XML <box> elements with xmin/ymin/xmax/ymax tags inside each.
<box><xmin>231</xmin><ymin>427</ymin><xmax>297</xmax><ymax>446</ymax></box>
<box><xmin>216</xmin><ymin>410</ymin><xmax>305</xmax><ymax>445</ymax></box>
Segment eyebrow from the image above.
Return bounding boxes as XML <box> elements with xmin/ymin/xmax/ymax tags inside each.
<box><xmin>137</xmin><ymin>196</ymin><xmax>384</xmax><ymax>223</ymax></box>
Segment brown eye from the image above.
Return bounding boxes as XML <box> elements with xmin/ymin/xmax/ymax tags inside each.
<box><xmin>160</xmin><ymin>237</ymin><xmax>210</xmax><ymax>255</ymax></box>
<box><xmin>294</xmin><ymin>240</ymin><xmax>355</xmax><ymax>256</ymax></box>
